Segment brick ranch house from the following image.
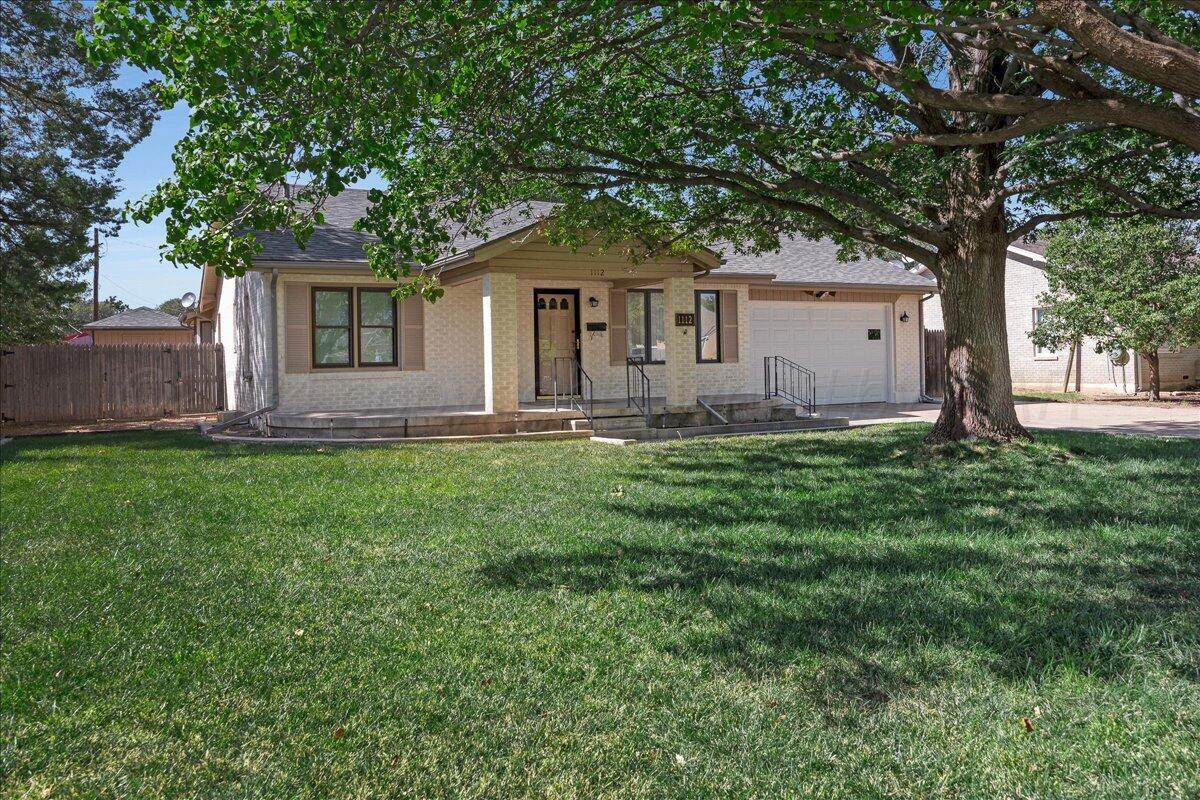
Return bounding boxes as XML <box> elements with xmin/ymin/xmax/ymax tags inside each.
<box><xmin>922</xmin><ymin>240</ymin><xmax>1200</xmax><ymax>394</ymax></box>
<box><xmin>191</xmin><ymin>191</ymin><xmax>935</xmax><ymax>428</ymax></box>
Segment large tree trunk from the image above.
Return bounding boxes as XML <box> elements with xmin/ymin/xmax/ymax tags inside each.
<box><xmin>1142</xmin><ymin>350</ymin><xmax>1161</xmax><ymax>400</ymax></box>
<box><xmin>926</xmin><ymin>187</ymin><xmax>1032</xmax><ymax>441</ymax></box>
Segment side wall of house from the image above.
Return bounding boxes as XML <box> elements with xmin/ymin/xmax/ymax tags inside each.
<box><xmin>229</xmin><ymin>271</ymin><xmax>276</xmax><ymax>412</ymax></box>
<box><xmin>1140</xmin><ymin>348</ymin><xmax>1200</xmax><ymax>391</ymax></box>
<box><xmin>923</xmin><ymin>257</ymin><xmax>1138</xmax><ymax>393</ymax></box>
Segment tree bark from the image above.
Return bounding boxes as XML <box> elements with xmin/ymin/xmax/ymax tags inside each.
<box><xmin>929</xmin><ymin>228</ymin><xmax>1030</xmax><ymax>442</ymax></box>
<box><xmin>929</xmin><ymin>148</ymin><xmax>1030</xmax><ymax>443</ymax></box>
<box><xmin>1142</xmin><ymin>349</ymin><xmax>1161</xmax><ymax>400</ymax></box>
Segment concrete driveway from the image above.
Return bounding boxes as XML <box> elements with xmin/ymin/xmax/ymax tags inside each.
<box><xmin>834</xmin><ymin>400</ymin><xmax>1200</xmax><ymax>439</ymax></box>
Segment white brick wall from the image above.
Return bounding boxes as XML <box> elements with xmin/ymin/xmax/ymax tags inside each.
<box><xmin>892</xmin><ymin>294</ymin><xmax>922</xmax><ymax>402</ymax></box>
<box><xmin>273</xmin><ymin>274</ymin><xmax>484</xmax><ymax>412</ymax></box>
<box><xmin>482</xmin><ymin>272</ymin><xmax>519</xmax><ymax>412</ymax></box>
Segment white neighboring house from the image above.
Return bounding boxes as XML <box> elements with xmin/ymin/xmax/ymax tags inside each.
<box><xmin>189</xmin><ymin>189</ymin><xmax>936</xmax><ymax>415</ymax></box>
<box><xmin>922</xmin><ymin>241</ymin><xmax>1200</xmax><ymax>394</ymax></box>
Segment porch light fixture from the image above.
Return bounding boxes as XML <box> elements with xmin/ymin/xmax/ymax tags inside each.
<box><xmin>588</xmin><ymin>296</ymin><xmax>599</xmax><ymax>308</ymax></box>
<box><xmin>900</xmin><ymin>311</ymin><xmax>910</xmax><ymax>323</ymax></box>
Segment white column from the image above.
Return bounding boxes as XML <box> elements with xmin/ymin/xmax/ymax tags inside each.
<box><xmin>482</xmin><ymin>272</ymin><xmax>519</xmax><ymax>413</ymax></box>
<box><xmin>662</xmin><ymin>275</ymin><xmax>697</xmax><ymax>411</ymax></box>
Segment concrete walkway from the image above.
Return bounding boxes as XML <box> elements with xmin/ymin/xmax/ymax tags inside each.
<box><xmin>833</xmin><ymin>400</ymin><xmax>1200</xmax><ymax>440</ymax></box>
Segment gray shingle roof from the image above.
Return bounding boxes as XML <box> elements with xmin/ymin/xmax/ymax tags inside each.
<box><xmin>716</xmin><ymin>236</ymin><xmax>936</xmax><ymax>290</ymax></box>
<box><xmin>249</xmin><ymin>187</ymin><xmax>934</xmax><ymax>291</ymax></box>
<box><xmin>82</xmin><ymin>307</ymin><xmax>189</xmax><ymax>330</ymax></box>
<box><xmin>252</xmin><ymin>189</ymin><xmax>559</xmax><ymax>264</ymax></box>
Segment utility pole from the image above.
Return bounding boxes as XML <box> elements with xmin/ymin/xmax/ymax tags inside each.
<box><xmin>92</xmin><ymin>227</ymin><xmax>100</xmax><ymax>321</ymax></box>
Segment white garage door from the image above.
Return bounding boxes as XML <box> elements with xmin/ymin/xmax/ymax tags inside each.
<box><xmin>749</xmin><ymin>302</ymin><xmax>890</xmax><ymax>404</ymax></box>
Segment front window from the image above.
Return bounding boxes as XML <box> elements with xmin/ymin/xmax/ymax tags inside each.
<box><xmin>695</xmin><ymin>290</ymin><xmax>720</xmax><ymax>363</ymax></box>
<box><xmin>626</xmin><ymin>289</ymin><xmax>665</xmax><ymax>363</ymax></box>
<box><xmin>313</xmin><ymin>289</ymin><xmax>353</xmax><ymax>367</ymax></box>
<box><xmin>1033</xmin><ymin>308</ymin><xmax>1056</xmax><ymax>358</ymax></box>
<box><xmin>357</xmin><ymin>289</ymin><xmax>397</xmax><ymax>366</ymax></box>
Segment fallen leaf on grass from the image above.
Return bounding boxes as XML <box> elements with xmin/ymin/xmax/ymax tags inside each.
<box><xmin>332</xmin><ymin>726</ymin><xmax>345</xmax><ymax>740</ymax></box>
<box><xmin>1022</xmin><ymin>717</ymin><xmax>1034</xmax><ymax>732</ymax></box>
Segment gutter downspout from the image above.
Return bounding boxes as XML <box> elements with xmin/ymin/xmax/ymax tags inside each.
<box><xmin>269</xmin><ymin>268</ymin><xmax>280</xmax><ymax>409</ymax></box>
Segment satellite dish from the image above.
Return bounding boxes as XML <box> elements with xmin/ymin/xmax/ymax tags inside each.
<box><xmin>181</xmin><ymin>292</ymin><xmax>197</xmax><ymax>310</ymax></box>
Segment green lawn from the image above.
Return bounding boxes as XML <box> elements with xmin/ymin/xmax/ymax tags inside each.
<box><xmin>2</xmin><ymin>426</ymin><xmax>1198</xmax><ymax>799</ymax></box>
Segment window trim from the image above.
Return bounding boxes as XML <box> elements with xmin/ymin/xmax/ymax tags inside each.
<box><xmin>694</xmin><ymin>290</ymin><xmax>721</xmax><ymax>363</ymax></box>
<box><xmin>311</xmin><ymin>288</ymin><xmax>354</xmax><ymax>369</ymax></box>
<box><xmin>356</xmin><ymin>288</ymin><xmax>398</xmax><ymax>368</ymax></box>
<box><xmin>1032</xmin><ymin>307</ymin><xmax>1058</xmax><ymax>360</ymax></box>
<box><xmin>626</xmin><ymin>288</ymin><xmax>666</xmax><ymax>364</ymax></box>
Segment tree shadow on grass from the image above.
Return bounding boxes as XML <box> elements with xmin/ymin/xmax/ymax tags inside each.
<box><xmin>480</xmin><ymin>428</ymin><xmax>1200</xmax><ymax>703</ymax></box>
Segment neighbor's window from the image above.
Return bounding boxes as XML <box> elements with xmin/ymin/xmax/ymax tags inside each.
<box><xmin>1033</xmin><ymin>308</ymin><xmax>1056</xmax><ymax>358</ymax></box>
<box><xmin>695</xmin><ymin>291</ymin><xmax>720</xmax><ymax>363</ymax></box>
<box><xmin>357</xmin><ymin>289</ymin><xmax>397</xmax><ymax>366</ymax></box>
<box><xmin>313</xmin><ymin>289</ymin><xmax>353</xmax><ymax>367</ymax></box>
<box><xmin>626</xmin><ymin>289</ymin><xmax>666</xmax><ymax>363</ymax></box>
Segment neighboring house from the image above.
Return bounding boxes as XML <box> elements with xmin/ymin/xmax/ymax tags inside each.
<box><xmin>80</xmin><ymin>307</ymin><xmax>194</xmax><ymax>345</ymax></box>
<box><xmin>922</xmin><ymin>241</ymin><xmax>1199</xmax><ymax>393</ymax></box>
<box><xmin>190</xmin><ymin>190</ymin><xmax>935</xmax><ymax>415</ymax></box>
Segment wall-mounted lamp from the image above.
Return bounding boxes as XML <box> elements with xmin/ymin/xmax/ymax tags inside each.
<box><xmin>899</xmin><ymin>311</ymin><xmax>910</xmax><ymax>323</ymax></box>
<box><xmin>588</xmin><ymin>296</ymin><xmax>599</xmax><ymax>308</ymax></box>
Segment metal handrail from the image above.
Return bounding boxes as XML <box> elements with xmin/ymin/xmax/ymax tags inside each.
<box><xmin>763</xmin><ymin>355</ymin><xmax>816</xmax><ymax>415</ymax></box>
<box><xmin>553</xmin><ymin>356</ymin><xmax>594</xmax><ymax>428</ymax></box>
<box><xmin>697</xmin><ymin>398</ymin><xmax>729</xmax><ymax>425</ymax></box>
<box><xmin>626</xmin><ymin>357</ymin><xmax>652</xmax><ymax>427</ymax></box>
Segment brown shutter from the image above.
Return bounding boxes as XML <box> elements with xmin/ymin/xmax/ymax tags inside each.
<box><xmin>609</xmin><ymin>289</ymin><xmax>627</xmax><ymax>365</ymax></box>
<box><xmin>719</xmin><ymin>290</ymin><xmax>738</xmax><ymax>363</ymax></box>
<box><xmin>284</xmin><ymin>282</ymin><xmax>310</xmax><ymax>373</ymax></box>
<box><xmin>400</xmin><ymin>295</ymin><xmax>425</xmax><ymax>370</ymax></box>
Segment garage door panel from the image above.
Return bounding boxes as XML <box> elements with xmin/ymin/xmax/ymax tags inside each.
<box><xmin>749</xmin><ymin>301</ymin><xmax>890</xmax><ymax>404</ymax></box>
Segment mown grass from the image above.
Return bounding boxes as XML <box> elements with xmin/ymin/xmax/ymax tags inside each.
<box><xmin>2</xmin><ymin>426</ymin><xmax>1198</xmax><ymax>799</ymax></box>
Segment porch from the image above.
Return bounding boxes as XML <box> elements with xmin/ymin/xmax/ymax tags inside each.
<box><xmin>251</xmin><ymin>393</ymin><xmax>842</xmax><ymax>441</ymax></box>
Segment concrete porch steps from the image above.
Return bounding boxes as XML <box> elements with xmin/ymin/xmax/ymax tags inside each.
<box><xmin>590</xmin><ymin>415</ymin><xmax>850</xmax><ymax>443</ymax></box>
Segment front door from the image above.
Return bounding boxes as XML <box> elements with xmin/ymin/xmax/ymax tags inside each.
<box><xmin>535</xmin><ymin>290</ymin><xmax>580</xmax><ymax>396</ymax></box>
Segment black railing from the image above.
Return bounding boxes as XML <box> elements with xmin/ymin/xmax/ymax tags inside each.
<box><xmin>553</xmin><ymin>356</ymin><xmax>594</xmax><ymax>428</ymax></box>
<box><xmin>626</xmin><ymin>357</ymin><xmax>652</xmax><ymax>427</ymax></box>
<box><xmin>763</xmin><ymin>355</ymin><xmax>816</xmax><ymax>415</ymax></box>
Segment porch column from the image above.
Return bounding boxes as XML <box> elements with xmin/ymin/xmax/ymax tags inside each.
<box><xmin>482</xmin><ymin>272</ymin><xmax>519</xmax><ymax>413</ymax></box>
<box><xmin>662</xmin><ymin>275</ymin><xmax>697</xmax><ymax>411</ymax></box>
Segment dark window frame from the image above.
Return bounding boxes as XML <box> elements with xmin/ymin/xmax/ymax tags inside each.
<box><xmin>694</xmin><ymin>290</ymin><xmax>721</xmax><ymax>363</ymax></box>
<box><xmin>626</xmin><ymin>288</ymin><xmax>666</xmax><ymax>364</ymax></box>
<box><xmin>311</xmin><ymin>287</ymin><xmax>354</xmax><ymax>368</ymax></box>
<box><xmin>356</xmin><ymin>288</ymin><xmax>399</xmax><ymax>368</ymax></box>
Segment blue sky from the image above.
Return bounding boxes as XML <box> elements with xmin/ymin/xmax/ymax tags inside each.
<box><xmin>101</xmin><ymin>68</ymin><xmax>194</xmax><ymax>308</ymax></box>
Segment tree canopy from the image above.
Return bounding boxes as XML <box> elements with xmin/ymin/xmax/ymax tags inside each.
<box><xmin>0</xmin><ymin>0</ymin><xmax>156</xmax><ymax>344</ymax></box>
<box><xmin>1032</xmin><ymin>218</ymin><xmax>1200</xmax><ymax>397</ymax></box>
<box><xmin>89</xmin><ymin>0</ymin><xmax>1200</xmax><ymax>439</ymax></box>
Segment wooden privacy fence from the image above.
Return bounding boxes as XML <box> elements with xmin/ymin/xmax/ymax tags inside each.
<box><xmin>1</xmin><ymin>343</ymin><xmax>225</xmax><ymax>425</ymax></box>
<box><xmin>924</xmin><ymin>329</ymin><xmax>946</xmax><ymax>399</ymax></box>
